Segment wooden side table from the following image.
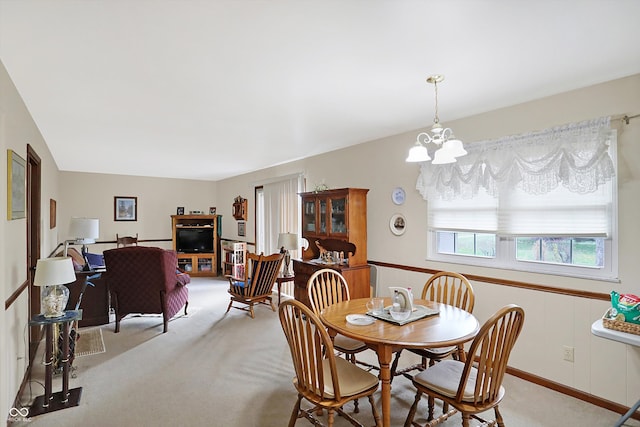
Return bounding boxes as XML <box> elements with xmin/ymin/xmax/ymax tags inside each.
<box><xmin>275</xmin><ymin>274</ymin><xmax>295</xmax><ymax>305</ymax></box>
<box><xmin>28</xmin><ymin>310</ymin><xmax>83</xmax><ymax>417</ymax></box>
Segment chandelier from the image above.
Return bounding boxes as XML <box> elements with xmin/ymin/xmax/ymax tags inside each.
<box><xmin>406</xmin><ymin>74</ymin><xmax>467</xmax><ymax>164</ymax></box>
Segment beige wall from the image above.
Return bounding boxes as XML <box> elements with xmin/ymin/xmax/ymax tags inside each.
<box><xmin>216</xmin><ymin>74</ymin><xmax>640</xmax><ymax>408</ymax></box>
<box><xmin>3</xmin><ymin>61</ymin><xmax>640</xmax><ymax>417</ymax></box>
<box><xmin>58</xmin><ymin>172</ymin><xmax>217</xmax><ymax>253</ymax></box>
<box><xmin>1</xmin><ymin>60</ymin><xmax>61</xmax><ymax>420</ymax></box>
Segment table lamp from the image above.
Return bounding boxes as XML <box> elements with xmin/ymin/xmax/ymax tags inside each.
<box><xmin>64</xmin><ymin>217</ymin><xmax>100</xmax><ymax>263</ymax></box>
<box><xmin>277</xmin><ymin>232</ymin><xmax>298</xmax><ymax>277</ymax></box>
<box><xmin>33</xmin><ymin>257</ymin><xmax>77</xmax><ymax>318</ymax></box>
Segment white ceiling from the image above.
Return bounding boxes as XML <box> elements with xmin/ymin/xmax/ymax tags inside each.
<box><xmin>1</xmin><ymin>1</ymin><xmax>639</xmax><ymax>181</ymax></box>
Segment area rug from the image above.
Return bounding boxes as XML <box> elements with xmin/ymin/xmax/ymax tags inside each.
<box><xmin>75</xmin><ymin>327</ymin><xmax>105</xmax><ymax>357</ymax></box>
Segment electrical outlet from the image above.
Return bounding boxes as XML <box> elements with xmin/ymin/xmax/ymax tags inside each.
<box><xmin>563</xmin><ymin>345</ymin><xmax>574</xmax><ymax>362</ymax></box>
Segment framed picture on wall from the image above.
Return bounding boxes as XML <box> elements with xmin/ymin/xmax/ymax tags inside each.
<box><xmin>389</xmin><ymin>213</ymin><xmax>406</xmax><ymax>236</ymax></box>
<box><xmin>114</xmin><ymin>196</ymin><xmax>137</xmax><ymax>221</ymax></box>
<box><xmin>7</xmin><ymin>149</ymin><xmax>26</xmax><ymax>220</ymax></box>
<box><xmin>238</xmin><ymin>221</ymin><xmax>246</xmax><ymax>237</ymax></box>
<box><xmin>50</xmin><ymin>199</ymin><xmax>57</xmax><ymax>229</ymax></box>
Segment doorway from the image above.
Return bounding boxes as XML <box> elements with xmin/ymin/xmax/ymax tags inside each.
<box><xmin>26</xmin><ymin>144</ymin><xmax>41</xmax><ymax>361</ymax></box>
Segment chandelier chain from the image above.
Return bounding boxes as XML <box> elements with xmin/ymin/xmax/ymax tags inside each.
<box><xmin>433</xmin><ymin>79</ymin><xmax>439</xmax><ymax>125</ymax></box>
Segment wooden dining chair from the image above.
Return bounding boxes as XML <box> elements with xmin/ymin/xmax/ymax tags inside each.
<box><xmin>226</xmin><ymin>251</ymin><xmax>283</xmax><ymax>318</ymax></box>
<box><xmin>404</xmin><ymin>304</ymin><xmax>525</xmax><ymax>427</ymax></box>
<box><xmin>307</xmin><ymin>269</ymin><xmax>375</xmax><ymax>413</ymax></box>
<box><xmin>391</xmin><ymin>272</ymin><xmax>475</xmax><ymax>381</ymax></box>
<box><xmin>279</xmin><ymin>299</ymin><xmax>381</xmax><ymax>427</ymax></box>
<box><xmin>116</xmin><ymin>233</ymin><xmax>138</xmax><ymax>247</ymax></box>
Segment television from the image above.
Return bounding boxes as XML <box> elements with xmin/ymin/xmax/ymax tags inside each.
<box><xmin>176</xmin><ymin>228</ymin><xmax>214</xmax><ymax>253</ymax></box>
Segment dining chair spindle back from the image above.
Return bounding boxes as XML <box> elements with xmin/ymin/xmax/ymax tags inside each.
<box><xmin>404</xmin><ymin>304</ymin><xmax>525</xmax><ymax>427</ymax></box>
<box><xmin>391</xmin><ymin>271</ymin><xmax>475</xmax><ymax>380</ymax></box>
<box><xmin>279</xmin><ymin>299</ymin><xmax>381</xmax><ymax>427</ymax></box>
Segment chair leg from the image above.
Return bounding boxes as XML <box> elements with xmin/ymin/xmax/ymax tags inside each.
<box><xmin>288</xmin><ymin>394</ymin><xmax>303</xmax><ymax>427</ymax></box>
<box><xmin>390</xmin><ymin>349</ymin><xmax>403</xmax><ymax>383</ymax></box>
<box><xmin>226</xmin><ymin>300</ymin><xmax>233</xmax><ymax>314</ymax></box>
<box><xmin>368</xmin><ymin>395</ymin><xmax>381</xmax><ymax>427</ymax></box>
<box><xmin>184</xmin><ymin>301</ymin><xmax>188</xmax><ymax>315</ymax></box>
<box><xmin>327</xmin><ymin>408</ymin><xmax>335</xmax><ymax>427</ymax></box>
<box><xmin>495</xmin><ymin>405</ymin><xmax>505</xmax><ymax>427</ymax></box>
<box><xmin>404</xmin><ymin>390</ymin><xmax>422</xmax><ymax>427</ymax></box>
<box><xmin>428</xmin><ymin>395</ymin><xmax>435</xmax><ymax>421</ymax></box>
<box><xmin>249</xmin><ymin>304</ymin><xmax>255</xmax><ymax>319</ymax></box>
<box><xmin>163</xmin><ymin>311</ymin><xmax>169</xmax><ymax>333</ymax></box>
<box><xmin>462</xmin><ymin>412</ymin><xmax>471</xmax><ymax>427</ymax></box>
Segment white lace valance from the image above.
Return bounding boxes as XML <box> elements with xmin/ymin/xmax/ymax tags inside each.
<box><xmin>417</xmin><ymin>116</ymin><xmax>615</xmax><ymax>201</ymax></box>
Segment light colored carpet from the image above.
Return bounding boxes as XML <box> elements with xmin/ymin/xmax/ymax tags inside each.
<box><xmin>74</xmin><ymin>327</ymin><xmax>105</xmax><ymax>358</ymax></box>
<box><xmin>13</xmin><ymin>277</ymin><xmax>640</xmax><ymax>427</ymax></box>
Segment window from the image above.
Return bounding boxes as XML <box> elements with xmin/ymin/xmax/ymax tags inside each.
<box><xmin>420</xmin><ymin>117</ymin><xmax>617</xmax><ymax>280</ymax></box>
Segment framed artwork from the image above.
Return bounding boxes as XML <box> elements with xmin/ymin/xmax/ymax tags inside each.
<box><xmin>390</xmin><ymin>213</ymin><xmax>406</xmax><ymax>236</ymax></box>
<box><xmin>238</xmin><ymin>221</ymin><xmax>246</xmax><ymax>237</ymax></box>
<box><xmin>209</xmin><ymin>207</ymin><xmax>217</xmax><ymax>215</ymax></box>
<box><xmin>114</xmin><ymin>196</ymin><xmax>137</xmax><ymax>221</ymax></box>
<box><xmin>7</xmin><ymin>150</ymin><xmax>26</xmax><ymax>220</ymax></box>
<box><xmin>177</xmin><ymin>206</ymin><xmax>185</xmax><ymax>215</ymax></box>
<box><xmin>50</xmin><ymin>199</ymin><xmax>57</xmax><ymax>229</ymax></box>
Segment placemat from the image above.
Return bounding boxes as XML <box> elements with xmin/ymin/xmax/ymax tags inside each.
<box><xmin>367</xmin><ymin>304</ymin><xmax>440</xmax><ymax>326</ymax></box>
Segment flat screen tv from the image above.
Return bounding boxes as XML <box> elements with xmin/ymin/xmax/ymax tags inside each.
<box><xmin>176</xmin><ymin>228</ymin><xmax>214</xmax><ymax>253</ymax></box>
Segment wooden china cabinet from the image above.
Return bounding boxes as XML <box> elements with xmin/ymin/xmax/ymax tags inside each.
<box><xmin>293</xmin><ymin>188</ymin><xmax>370</xmax><ymax>308</ymax></box>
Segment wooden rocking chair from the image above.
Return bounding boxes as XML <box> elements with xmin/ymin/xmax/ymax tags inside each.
<box><xmin>226</xmin><ymin>252</ymin><xmax>283</xmax><ymax>318</ymax></box>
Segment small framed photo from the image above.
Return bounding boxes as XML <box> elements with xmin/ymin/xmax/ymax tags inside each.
<box><xmin>390</xmin><ymin>213</ymin><xmax>406</xmax><ymax>236</ymax></box>
<box><xmin>238</xmin><ymin>221</ymin><xmax>246</xmax><ymax>237</ymax></box>
<box><xmin>209</xmin><ymin>207</ymin><xmax>217</xmax><ymax>215</ymax></box>
<box><xmin>50</xmin><ymin>199</ymin><xmax>57</xmax><ymax>229</ymax></box>
<box><xmin>177</xmin><ymin>206</ymin><xmax>185</xmax><ymax>215</ymax></box>
<box><xmin>114</xmin><ymin>196</ymin><xmax>137</xmax><ymax>221</ymax></box>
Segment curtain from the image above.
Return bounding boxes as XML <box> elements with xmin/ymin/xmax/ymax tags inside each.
<box><xmin>262</xmin><ymin>175</ymin><xmax>303</xmax><ymax>255</ymax></box>
<box><xmin>419</xmin><ymin>117</ymin><xmax>616</xmax><ymax>236</ymax></box>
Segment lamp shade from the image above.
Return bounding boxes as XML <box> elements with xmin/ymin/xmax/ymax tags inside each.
<box><xmin>33</xmin><ymin>257</ymin><xmax>76</xmax><ymax>287</ymax></box>
<box><xmin>277</xmin><ymin>233</ymin><xmax>298</xmax><ymax>251</ymax></box>
<box><xmin>406</xmin><ymin>143</ymin><xmax>431</xmax><ymax>163</ymax></box>
<box><xmin>431</xmin><ymin>146</ymin><xmax>458</xmax><ymax>165</ymax></box>
<box><xmin>69</xmin><ymin>217</ymin><xmax>100</xmax><ymax>243</ymax></box>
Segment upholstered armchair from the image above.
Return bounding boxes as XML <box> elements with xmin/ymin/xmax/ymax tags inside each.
<box><xmin>103</xmin><ymin>246</ymin><xmax>190</xmax><ymax>333</ymax></box>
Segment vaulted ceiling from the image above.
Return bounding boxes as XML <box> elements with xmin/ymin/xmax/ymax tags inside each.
<box><xmin>1</xmin><ymin>1</ymin><xmax>639</xmax><ymax>181</ymax></box>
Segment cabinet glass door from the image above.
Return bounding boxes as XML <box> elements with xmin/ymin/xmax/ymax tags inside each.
<box><xmin>197</xmin><ymin>257</ymin><xmax>213</xmax><ymax>273</ymax></box>
<box><xmin>319</xmin><ymin>199</ymin><xmax>327</xmax><ymax>234</ymax></box>
<box><xmin>178</xmin><ymin>257</ymin><xmax>193</xmax><ymax>273</ymax></box>
<box><xmin>330</xmin><ymin>196</ymin><xmax>347</xmax><ymax>234</ymax></box>
<box><xmin>303</xmin><ymin>200</ymin><xmax>316</xmax><ymax>232</ymax></box>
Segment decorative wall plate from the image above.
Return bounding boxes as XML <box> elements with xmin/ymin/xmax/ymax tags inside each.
<box><xmin>392</xmin><ymin>187</ymin><xmax>406</xmax><ymax>205</ymax></box>
<box><xmin>390</xmin><ymin>213</ymin><xmax>406</xmax><ymax>236</ymax></box>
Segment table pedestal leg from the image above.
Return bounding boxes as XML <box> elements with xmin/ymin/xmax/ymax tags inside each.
<box><xmin>377</xmin><ymin>345</ymin><xmax>393</xmax><ymax>427</ymax></box>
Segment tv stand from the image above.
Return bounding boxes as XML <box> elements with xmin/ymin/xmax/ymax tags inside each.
<box><xmin>171</xmin><ymin>215</ymin><xmax>219</xmax><ymax>277</ymax></box>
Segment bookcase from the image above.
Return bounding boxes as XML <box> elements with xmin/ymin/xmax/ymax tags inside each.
<box><xmin>171</xmin><ymin>215</ymin><xmax>219</xmax><ymax>277</ymax></box>
<box><xmin>222</xmin><ymin>241</ymin><xmax>246</xmax><ymax>278</ymax></box>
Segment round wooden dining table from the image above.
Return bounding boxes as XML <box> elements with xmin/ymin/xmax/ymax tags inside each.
<box><xmin>320</xmin><ymin>297</ymin><xmax>479</xmax><ymax>427</ymax></box>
